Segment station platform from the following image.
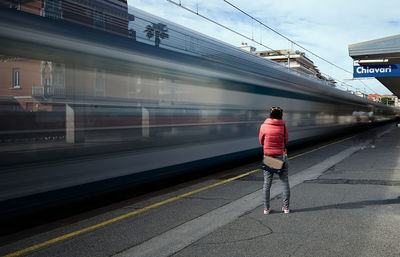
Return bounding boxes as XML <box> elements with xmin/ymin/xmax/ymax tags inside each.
<box><xmin>1</xmin><ymin>124</ymin><xmax>399</xmax><ymax>257</ymax></box>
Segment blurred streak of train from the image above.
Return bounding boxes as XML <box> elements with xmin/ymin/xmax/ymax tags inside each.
<box><xmin>0</xmin><ymin>2</ymin><xmax>397</xmax><ymax>215</ymax></box>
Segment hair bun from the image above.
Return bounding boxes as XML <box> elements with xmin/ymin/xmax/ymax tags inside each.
<box><xmin>270</xmin><ymin>106</ymin><xmax>283</xmax><ymax>113</ymax></box>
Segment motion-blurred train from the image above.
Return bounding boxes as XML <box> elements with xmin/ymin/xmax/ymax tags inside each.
<box><xmin>0</xmin><ymin>3</ymin><xmax>397</xmax><ymax>213</ymax></box>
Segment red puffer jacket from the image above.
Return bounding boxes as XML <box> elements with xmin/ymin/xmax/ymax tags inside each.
<box><xmin>259</xmin><ymin>118</ymin><xmax>288</xmax><ymax>155</ymax></box>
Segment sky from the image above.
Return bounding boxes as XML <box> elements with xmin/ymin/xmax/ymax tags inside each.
<box><xmin>127</xmin><ymin>0</ymin><xmax>399</xmax><ymax>95</ymax></box>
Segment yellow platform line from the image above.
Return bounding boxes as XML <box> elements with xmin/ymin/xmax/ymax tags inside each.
<box><xmin>3</xmin><ymin>135</ymin><xmax>355</xmax><ymax>257</ymax></box>
<box><xmin>288</xmin><ymin>136</ymin><xmax>354</xmax><ymax>160</ymax></box>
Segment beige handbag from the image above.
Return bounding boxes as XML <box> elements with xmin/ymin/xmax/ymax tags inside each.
<box><xmin>263</xmin><ymin>155</ymin><xmax>284</xmax><ymax>170</ymax></box>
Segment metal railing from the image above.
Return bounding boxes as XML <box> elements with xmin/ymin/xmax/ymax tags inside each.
<box><xmin>32</xmin><ymin>85</ymin><xmax>66</xmax><ymax>98</ymax></box>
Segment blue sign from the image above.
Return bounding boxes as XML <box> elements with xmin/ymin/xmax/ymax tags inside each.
<box><xmin>353</xmin><ymin>64</ymin><xmax>400</xmax><ymax>78</ymax></box>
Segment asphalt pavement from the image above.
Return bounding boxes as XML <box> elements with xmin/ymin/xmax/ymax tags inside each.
<box><xmin>1</xmin><ymin>124</ymin><xmax>399</xmax><ymax>257</ymax></box>
<box><xmin>170</xmin><ymin>125</ymin><xmax>400</xmax><ymax>257</ymax></box>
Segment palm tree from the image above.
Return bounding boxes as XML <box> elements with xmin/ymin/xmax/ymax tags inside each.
<box><xmin>144</xmin><ymin>23</ymin><xmax>169</xmax><ymax>47</ymax></box>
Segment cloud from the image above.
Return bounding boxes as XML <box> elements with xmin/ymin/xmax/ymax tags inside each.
<box><xmin>128</xmin><ymin>0</ymin><xmax>398</xmax><ymax>94</ymax></box>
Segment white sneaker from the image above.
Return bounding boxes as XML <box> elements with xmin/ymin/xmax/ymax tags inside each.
<box><xmin>264</xmin><ymin>208</ymin><xmax>270</xmax><ymax>214</ymax></box>
<box><xmin>282</xmin><ymin>207</ymin><xmax>290</xmax><ymax>214</ymax></box>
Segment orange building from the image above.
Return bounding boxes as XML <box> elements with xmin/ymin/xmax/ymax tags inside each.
<box><xmin>367</xmin><ymin>93</ymin><xmax>399</xmax><ymax>106</ymax></box>
<box><xmin>0</xmin><ymin>0</ymin><xmax>131</xmax><ymax>112</ymax></box>
<box><xmin>3</xmin><ymin>0</ymin><xmax>130</xmax><ymax>36</ymax></box>
<box><xmin>0</xmin><ymin>58</ymin><xmax>51</xmax><ymax>111</ymax></box>
<box><xmin>367</xmin><ymin>94</ymin><xmax>381</xmax><ymax>102</ymax></box>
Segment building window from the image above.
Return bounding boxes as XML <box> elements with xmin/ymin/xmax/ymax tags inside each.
<box><xmin>44</xmin><ymin>0</ymin><xmax>62</xmax><ymax>19</ymax></box>
<box><xmin>93</xmin><ymin>11</ymin><xmax>105</xmax><ymax>30</ymax></box>
<box><xmin>95</xmin><ymin>69</ymin><xmax>106</xmax><ymax>97</ymax></box>
<box><xmin>10</xmin><ymin>3</ymin><xmax>21</xmax><ymax>10</ymax></box>
<box><xmin>13</xmin><ymin>69</ymin><xmax>20</xmax><ymax>88</ymax></box>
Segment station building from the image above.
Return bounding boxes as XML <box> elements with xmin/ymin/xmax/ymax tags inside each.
<box><xmin>349</xmin><ymin>34</ymin><xmax>400</xmax><ymax>98</ymax></box>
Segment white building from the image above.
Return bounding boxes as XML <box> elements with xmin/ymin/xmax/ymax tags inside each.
<box><xmin>254</xmin><ymin>49</ymin><xmax>336</xmax><ymax>86</ymax></box>
<box><xmin>255</xmin><ymin>49</ymin><xmax>317</xmax><ymax>75</ymax></box>
<box><xmin>238</xmin><ymin>42</ymin><xmax>256</xmax><ymax>53</ymax></box>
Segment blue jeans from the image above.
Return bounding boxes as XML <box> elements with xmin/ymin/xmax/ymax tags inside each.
<box><xmin>263</xmin><ymin>155</ymin><xmax>290</xmax><ymax>209</ymax></box>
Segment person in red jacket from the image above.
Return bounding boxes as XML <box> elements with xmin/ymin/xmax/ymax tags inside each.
<box><xmin>259</xmin><ymin>106</ymin><xmax>290</xmax><ymax>214</ymax></box>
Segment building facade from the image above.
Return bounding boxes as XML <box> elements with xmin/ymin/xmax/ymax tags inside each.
<box><xmin>368</xmin><ymin>93</ymin><xmax>399</xmax><ymax>106</ymax></box>
<box><xmin>238</xmin><ymin>42</ymin><xmax>256</xmax><ymax>53</ymax></box>
<box><xmin>253</xmin><ymin>49</ymin><xmax>336</xmax><ymax>86</ymax></box>
<box><xmin>0</xmin><ymin>0</ymin><xmax>132</xmax><ymax>112</ymax></box>
<box><xmin>2</xmin><ymin>0</ymin><xmax>131</xmax><ymax>36</ymax></box>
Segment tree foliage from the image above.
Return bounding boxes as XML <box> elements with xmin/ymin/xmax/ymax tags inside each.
<box><xmin>144</xmin><ymin>23</ymin><xmax>169</xmax><ymax>47</ymax></box>
<box><xmin>380</xmin><ymin>97</ymin><xmax>394</xmax><ymax>105</ymax></box>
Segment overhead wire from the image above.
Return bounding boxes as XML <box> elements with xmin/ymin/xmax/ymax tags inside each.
<box><xmin>223</xmin><ymin>0</ymin><xmax>353</xmax><ymax>75</ymax></box>
<box><xmin>357</xmin><ymin>79</ymin><xmax>378</xmax><ymax>94</ymax></box>
<box><xmin>167</xmin><ymin>0</ymin><xmax>377</xmax><ymax>95</ymax></box>
<box><xmin>319</xmin><ymin>71</ymin><xmax>363</xmax><ymax>93</ymax></box>
<box><xmin>166</xmin><ymin>0</ymin><xmax>275</xmax><ymax>51</ymax></box>
<box><xmin>224</xmin><ymin>0</ymin><xmax>382</xmax><ymax>95</ymax></box>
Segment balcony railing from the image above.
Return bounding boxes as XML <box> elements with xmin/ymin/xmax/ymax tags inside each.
<box><xmin>32</xmin><ymin>85</ymin><xmax>44</xmax><ymax>97</ymax></box>
<box><xmin>32</xmin><ymin>85</ymin><xmax>66</xmax><ymax>98</ymax></box>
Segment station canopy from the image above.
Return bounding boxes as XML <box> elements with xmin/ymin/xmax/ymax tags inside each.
<box><xmin>349</xmin><ymin>34</ymin><xmax>400</xmax><ymax>97</ymax></box>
